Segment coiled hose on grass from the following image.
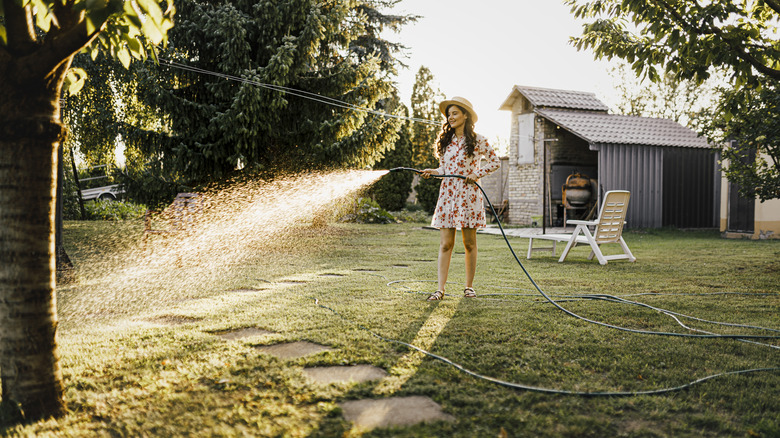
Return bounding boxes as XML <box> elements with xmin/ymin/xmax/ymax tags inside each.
<box><xmin>310</xmin><ymin>167</ymin><xmax>780</xmax><ymax>396</ymax></box>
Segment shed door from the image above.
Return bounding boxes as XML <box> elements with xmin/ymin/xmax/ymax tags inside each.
<box><xmin>727</xmin><ymin>182</ymin><xmax>754</xmax><ymax>233</ymax></box>
<box><xmin>516</xmin><ymin>113</ymin><xmax>535</xmax><ymax>164</ymax></box>
<box><xmin>726</xmin><ymin>142</ymin><xmax>755</xmax><ymax>233</ymax></box>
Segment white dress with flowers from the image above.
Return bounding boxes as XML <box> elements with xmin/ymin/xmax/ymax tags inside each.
<box><xmin>431</xmin><ymin>133</ymin><xmax>500</xmax><ymax>229</ymax></box>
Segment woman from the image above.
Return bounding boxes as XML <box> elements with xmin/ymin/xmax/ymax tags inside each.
<box><xmin>421</xmin><ymin>96</ymin><xmax>500</xmax><ymax>300</ymax></box>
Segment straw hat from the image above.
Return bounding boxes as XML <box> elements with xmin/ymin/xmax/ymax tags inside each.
<box><xmin>439</xmin><ymin>96</ymin><xmax>478</xmax><ymax>123</ymax></box>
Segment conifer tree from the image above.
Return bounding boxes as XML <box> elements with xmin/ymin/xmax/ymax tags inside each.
<box><xmin>409</xmin><ymin>66</ymin><xmax>444</xmax><ymax>213</ymax></box>
<box><xmin>371</xmin><ymin>99</ymin><xmax>414</xmax><ymax>211</ymax></box>
<box><xmin>120</xmin><ymin>0</ymin><xmax>414</xmax><ymax>192</ymax></box>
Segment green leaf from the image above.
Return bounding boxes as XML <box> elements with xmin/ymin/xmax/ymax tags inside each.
<box><xmin>117</xmin><ymin>45</ymin><xmax>131</xmax><ymax>68</ymax></box>
<box><xmin>0</xmin><ymin>26</ymin><xmax>6</xmax><ymax>45</ymax></box>
<box><xmin>64</xmin><ymin>67</ymin><xmax>87</xmax><ymax>96</ymax></box>
<box><xmin>149</xmin><ymin>44</ymin><xmax>159</xmax><ymax>63</ymax></box>
<box><xmin>141</xmin><ymin>18</ymin><xmax>164</xmax><ymax>45</ymax></box>
<box><xmin>137</xmin><ymin>0</ymin><xmax>164</xmax><ymax>25</ymax></box>
<box><xmin>31</xmin><ymin>0</ymin><xmax>56</xmax><ymax>32</ymax></box>
<box><xmin>85</xmin><ymin>0</ymin><xmax>108</xmax><ymax>11</ymax></box>
<box><xmin>126</xmin><ymin>36</ymin><xmax>142</xmax><ymax>54</ymax></box>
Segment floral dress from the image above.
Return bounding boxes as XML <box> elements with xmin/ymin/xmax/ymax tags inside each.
<box><xmin>431</xmin><ymin>133</ymin><xmax>500</xmax><ymax>229</ymax></box>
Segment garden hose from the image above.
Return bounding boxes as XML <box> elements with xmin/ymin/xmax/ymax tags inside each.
<box><xmin>386</xmin><ymin>167</ymin><xmax>780</xmax><ymax>341</ymax></box>
<box><xmin>308</xmin><ymin>167</ymin><xmax>780</xmax><ymax>397</ymax></box>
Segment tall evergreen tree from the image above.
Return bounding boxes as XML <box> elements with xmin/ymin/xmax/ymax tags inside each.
<box><xmin>121</xmin><ymin>0</ymin><xmax>414</xmax><ymax>190</ymax></box>
<box><xmin>371</xmin><ymin>98</ymin><xmax>414</xmax><ymax>211</ymax></box>
<box><xmin>409</xmin><ymin>66</ymin><xmax>444</xmax><ymax>213</ymax></box>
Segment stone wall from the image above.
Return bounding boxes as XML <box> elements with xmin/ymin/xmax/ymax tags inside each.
<box><xmin>504</xmin><ymin>97</ymin><xmax>544</xmax><ymax>225</ymax></box>
<box><xmin>501</xmin><ymin>97</ymin><xmax>601</xmax><ymax>226</ymax></box>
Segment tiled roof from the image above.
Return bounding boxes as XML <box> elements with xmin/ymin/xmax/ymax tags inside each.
<box><xmin>500</xmin><ymin>85</ymin><xmax>610</xmax><ymax>112</ymax></box>
<box><xmin>536</xmin><ymin>109</ymin><xmax>711</xmax><ymax>148</ymax></box>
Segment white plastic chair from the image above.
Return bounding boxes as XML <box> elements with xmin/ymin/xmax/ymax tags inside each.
<box><xmin>527</xmin><ymin>190</ymin><xmax>636</xmax><ymax>265</ymax></box>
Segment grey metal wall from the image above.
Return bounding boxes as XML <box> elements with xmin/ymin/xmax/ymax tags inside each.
<box><xmin>594</xmin><ymin>143</ymin><xmax>719</xmax><ymax>228</ymax></box>
<box><xmin>594</xmin><ymin>143</ymin><xmax>664</xmax><ymax>228</ymax></box>
<box><xmin>662</xmin><ymin>147</ymin><xmax>719</xmax><ymax>228</ymax></box>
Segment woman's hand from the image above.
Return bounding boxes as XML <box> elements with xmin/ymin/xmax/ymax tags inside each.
<box><xmin>465</xmin><ymin>173</ymin><xmax>479</xmax><ymax>185</ymax></box>
<box><xmin>420</xmin><ymin>168</ymin><xmax>438</xmax><ymax>179</ymax></box>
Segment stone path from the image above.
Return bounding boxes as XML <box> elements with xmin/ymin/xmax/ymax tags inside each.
<box><xmin>340</xmin><ymin>396</ymin><xmax>455</xmax><ymax>430</ymax></box>
<box><xmin>217</xmin><ymin>327</ymin><xmax>454</xmax><ymax>431</ymax></box>
<box><xmin>303</xmin><ymin>364</ymin><xmax>387</xmax><ymax>385</ymax></box>
<box><xmin>477</xmin><ymin>225</ymin><xmax>570</xmax><ymax>237</ymax></box>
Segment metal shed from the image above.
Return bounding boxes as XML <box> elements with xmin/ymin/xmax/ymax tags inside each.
<box><xmin>498</xmin><ymin>86</ymin><xmax>720</xmax><ymax>228</ymax></box>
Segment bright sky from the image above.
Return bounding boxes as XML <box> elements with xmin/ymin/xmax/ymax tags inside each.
<box><xmin>387</xmin><ymin>0</ymin><xmax>620</xmax><ymax>147</ymax></box>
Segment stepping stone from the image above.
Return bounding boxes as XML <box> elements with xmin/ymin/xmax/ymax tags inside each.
<box><xmin>340</xmin><ymin>396</ymin><xmax>454</xmax><ymax>430</ymax></box>
<box><xmin>216</xmin><ymin>327</ymin><xmax>275</xmax><ymax>341</ymax></box>
<box><xmin>255</xmin><ymin>341</ymin><xmax>333</xmax><ymax>359</ymax></box>
<box><xmin>303</xmin><ymin>365</ymin><xmax>387</xmax><ymax>385</ymax></box>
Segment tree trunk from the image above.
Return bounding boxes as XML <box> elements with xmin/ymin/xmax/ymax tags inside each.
<box><xmin>0</xmin><ymin>67</ymin><xmax>68</xmax><ymax>421</ymax></box>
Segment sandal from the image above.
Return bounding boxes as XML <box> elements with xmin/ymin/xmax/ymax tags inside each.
<box><xmin>463</xmin><ymin>287</ymin><xmax>477</xmax><ymax>298</ymax></box>
<box><xmin>427</xmin><ymin>290</ymin><xmax>444</xmax><ymax>301</ymax></box>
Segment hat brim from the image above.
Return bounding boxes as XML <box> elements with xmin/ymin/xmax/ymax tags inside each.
<box><xmin>439</xmin><ymin>99</ymin><xmax>478</xmax><ymax>123</ymax></box>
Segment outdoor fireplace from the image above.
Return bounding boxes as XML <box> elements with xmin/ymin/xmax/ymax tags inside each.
<box><xmin>561</xmin><ymin>172</ymin><xmax>597</xmax><ymax>224</ymax></box>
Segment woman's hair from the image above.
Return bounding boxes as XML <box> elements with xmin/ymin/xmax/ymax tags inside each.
<box><xmin>436</xmin><ymin>104</ymin><xmax>477</xmax><ymax>158</ymax></box>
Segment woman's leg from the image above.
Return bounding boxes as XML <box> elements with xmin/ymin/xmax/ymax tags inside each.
<box><xmin>462</xmin><ymin>228</ymin><xmax>478</xmax><ymax>289</ymax></box>
<box><xmin>438</xmin><ymin>228</ymin><xmax>456</xmax><ymax>291</ymax></box>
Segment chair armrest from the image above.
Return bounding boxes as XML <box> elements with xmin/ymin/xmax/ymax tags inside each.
<box><xmin>566</xmin><ymin>219</ymin><xmax>598</xmax><ymax>226</ymax></box>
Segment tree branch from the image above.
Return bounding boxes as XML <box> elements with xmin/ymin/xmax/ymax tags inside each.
<box><xmin>651</xmin><ymin>0</ymin><xmax>714</xmax><ymax>35</ymax></box>
<box><xmin>2</xmin><ymin>0</ymin><xmax>37</xmax><ymax>54</ymax></box>
<box><xmin>0</xmin><ymin>45</ymin><xmax>10</xmax><ymax>63</ymax></box>
<box><xmin>14</xmin><ymin>18</ymin><xmax>100</xmax><ymax>82</ymax></box>
<box><xmin>652</xmin><ymin>0</ymin><xmax>780</xmax><ymax>80</ymax></box>
<box><xmin>48</xmin><ymin>0</ymin><xmax>85</xmax><ymax>42</ymax></box>
<box><xmin>761</xmin><ymin>0</ymin><xmax>780</xmax><ymax>16</ymax></box>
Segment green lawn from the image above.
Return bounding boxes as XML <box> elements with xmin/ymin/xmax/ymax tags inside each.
<box><xmin>8</xmin><ymin>220</ymin><xmax>780</xmax><ymax>437</ymax></box>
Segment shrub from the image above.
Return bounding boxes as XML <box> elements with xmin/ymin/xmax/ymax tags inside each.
<box><xmin>84</xmin><ymin>199</ymin><xmax>147</xmax><ymax>221</ymax></box>
<box><xmin>118</xmin><ymin>163</ymin><xmax>192</xmax><ymax>211</ymax></box>
<box><xmin>371</xmin><ymin>170</ymin><xmax>413</xmax><ymax>211</ymax></box>
<box><xmin>339</xmin><ymin>198</ymin><xmax>397</xmax><ymax>224</ymax></box>
<box><xmin>390</xmin><ymin>209</ymin><xmax>430</xmax><ymax>223</ymax></box>
<box><xmin>414</xmin><ymin>176</ymin><xmax>440</xmax><ymax>214</ymax></box>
